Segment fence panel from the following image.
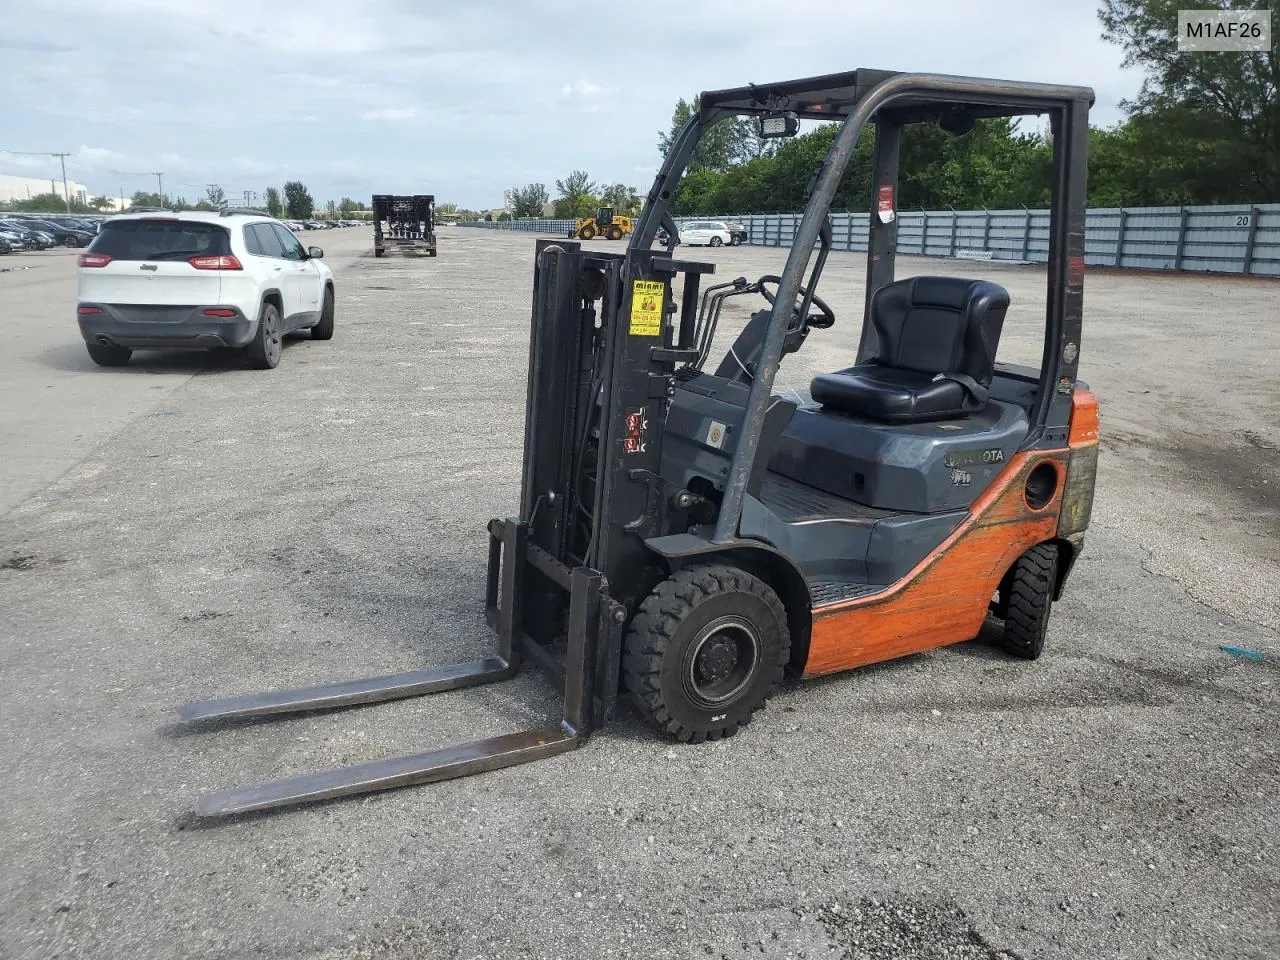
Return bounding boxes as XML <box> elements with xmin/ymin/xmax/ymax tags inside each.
<box><xmin>457</xmin><ymin>203</ymin><xmax>1280</xmax><ymax>276</ymax></box>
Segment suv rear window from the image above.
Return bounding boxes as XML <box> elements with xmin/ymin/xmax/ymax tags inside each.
<box><xmin>88</xmin><ymin>219</ymin><xmax>231</xmax><ymax>261</ymax></box>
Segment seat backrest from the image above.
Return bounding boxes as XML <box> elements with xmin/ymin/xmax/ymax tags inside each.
<box><xmin>867</xmin><ymin>276</ymin><xmax>1010</xmax><ymax>384</ymax></box>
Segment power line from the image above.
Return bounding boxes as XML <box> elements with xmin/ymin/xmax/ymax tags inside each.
<box><xmin>1</xmin><ymin>149</ymin><xmax>73</xmax><ymax>210</ymax></box>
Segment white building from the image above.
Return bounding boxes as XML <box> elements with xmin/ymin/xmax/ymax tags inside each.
<box><xmin>0</xmin><ymin>173</ymin><xmax>94</xmax><ymax>206</ymax></box>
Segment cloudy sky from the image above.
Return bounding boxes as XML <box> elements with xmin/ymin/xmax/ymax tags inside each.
<box><xmin>2</xmin><ymin>0</ymin><xmax>1141</xmax><ymax>209</ymax></box>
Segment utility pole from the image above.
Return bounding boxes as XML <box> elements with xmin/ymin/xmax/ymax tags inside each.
<box><xmin>53</xmin><ymin>152</ymin><xmax>71</xmax><ymax>211</ymax></box>
<box><xmin>154</xmin><ymin>172</ymin><xmax>164</xmax><ymax>206</ymax></box>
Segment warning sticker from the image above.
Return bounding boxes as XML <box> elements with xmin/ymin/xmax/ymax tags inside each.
<box><xmin>876</xmin><ymin>184</ymin><xmax>895</xmax><ymax>224</ymax></box>
<box><xmin>629</xmin><ymin>280</ymin><xmax>664</xmax><ymax>336</ymax></box>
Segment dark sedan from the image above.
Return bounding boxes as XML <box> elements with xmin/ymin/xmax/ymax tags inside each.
<box><xmin>17</xmin><ymin>219</ymin><xmax>93</xmax><ymax>247</ymax></box>
<box><xmin>0</xmin><ymin>221</ymin><xmax>55</xmax><ymax>250</ymax></box>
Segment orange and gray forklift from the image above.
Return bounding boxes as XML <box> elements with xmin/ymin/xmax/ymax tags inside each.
<box><xmin>178</xmin><ymin>68</ymin><xmax>1099</xmax><ymax>817</ymax></box>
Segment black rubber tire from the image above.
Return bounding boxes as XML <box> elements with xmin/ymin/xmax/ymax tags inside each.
<box><xmin>606</xmin><ymin>225</ymin><xmax>623</xmax><ymax>240</ymax></box>
<box><xmin>245</xmin><ymin>301</ymin><xmax>282</xmax><ymax>369</ymax></box>
<box><xmin>999</xmin><ymin>543</ymin><xmax>1059</xmax><ymax>660</ymax></box>
<box><xmin>311</xmin><ymin>288</ymin><xmax>334</xmax><ymax>340</ymax></box>
<box><xmin>622</xmin><ymin>564</ymin><xmax>789</xmax><ymax>743</ymax></box>
<box><xmin>85</xmin><ymin>342</ymin><xmax>131</xmax><ymax>367</ymax></box>
<box><xmin>709</xmin><ymin>236</ymin><xmax>722</xmax><ymax>247</ymax></box>
<box><xmin>374</xmin><ymin>248</ymin><xmax>384</xmax><ymax>258</ymax></box>
<box><xmin>579</xmin><ymin>225</ymin><xmax>597</xmax><ymax>240</ymax></box>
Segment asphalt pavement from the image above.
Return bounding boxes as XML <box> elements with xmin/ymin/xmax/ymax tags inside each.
<box><xmin>0</xmin><ymin>227</ymin><xmax>1276</xmax><ymax>960</ymax></box>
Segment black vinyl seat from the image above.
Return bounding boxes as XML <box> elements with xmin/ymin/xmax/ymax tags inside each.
<box><xmin>810</xmin><ymin>276</ymin><xmax>1010</xmax><ymax>423</ymax></box>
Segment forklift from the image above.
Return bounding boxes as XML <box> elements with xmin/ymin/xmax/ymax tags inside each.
<box><xmin>572</xmin><ymin>205</ymin><xmax>633</xmax><ymax>241</ymax></box>
<box><xmin>372</xmin><ymin>194</ymin><xmax>437</xmax><ymax>257</ymax></box>
<box><xmin>177</xmin><ymin>68</ymin><xmax>1100</xmax><ymax>817</ymax></box>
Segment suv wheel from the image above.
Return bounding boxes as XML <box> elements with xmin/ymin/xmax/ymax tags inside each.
<box><xmin>311</xmin><ymin>288</ymin><xmax>334</xmax><ymax>340</ymax></box>
<box><xmin>709</xmin><ymin>236</ymin><xmax>722</xmax><ymax>247</ymax></box>
<box><xmin>86</xmin><ymin>342</ymin><xmax>131</xmax><ymax>367</ymax></box>
<box><xmin>245</xmin><ymin>301</ymin><xmax>283</xmax><ymax>369</ymax></box>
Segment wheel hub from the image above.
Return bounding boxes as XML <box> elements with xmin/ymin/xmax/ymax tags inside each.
<box><xmin>684</xmin><ymin>616</ymin><xmax>760</xmax><ymax>706</ymax></box>
<box><xmin>696</xmin><ymin>637</ymin><xmax>738</xmax><ymax>683</ymax></box>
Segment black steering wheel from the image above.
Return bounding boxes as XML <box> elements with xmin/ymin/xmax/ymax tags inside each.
<box><xmin>757</xmin><ymin>275</ymin><xmax>835</xmax><ymax>329</ymax></box>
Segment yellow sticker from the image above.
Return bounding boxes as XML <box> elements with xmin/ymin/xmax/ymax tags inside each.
<box><xmin>629</xmin><ymin>280</ymin><xmax>664</xmax><ymax>336</ymax></box>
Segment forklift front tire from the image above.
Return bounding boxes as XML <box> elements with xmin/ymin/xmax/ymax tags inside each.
<box><xmin>999</xmin><ymin>543</ymin><xmax>1060</xmax><ymax>660</ymax></box>
<box><xmin>623</xmin><ymin>564</ymin><xmax>789</xmax><ymax>744</ymax></box>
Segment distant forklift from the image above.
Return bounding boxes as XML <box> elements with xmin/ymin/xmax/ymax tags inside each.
<box><xmin>178</xmin><ymin>68</ymin><xmax>1099</xmax><ymax>817</ymax></box>
<box><xmin>373</xmin><ymin>194</ymin><xmax>437</xmax><ymax>257</ymax></box>
<box><xmin>571</xmin><ymin>205</ymin><xmax>633</xmax><ymax>241</ymax></box>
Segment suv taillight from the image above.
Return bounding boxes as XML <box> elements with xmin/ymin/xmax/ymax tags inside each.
<box><xmin>188</xmin><ymin>255</ymin><xmax>243</xmax><ymax>270</ymax></box>
<box><xmin>78</xmin><ymin>252</ymin><xmax>111</xmax><ymax>267</ymax></box>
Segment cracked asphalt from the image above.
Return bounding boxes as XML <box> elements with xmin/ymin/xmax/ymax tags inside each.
<box><xmin>1</xmin><ymin>228</ymin><xmax>1277</xmax><ymax>960</ymax></box>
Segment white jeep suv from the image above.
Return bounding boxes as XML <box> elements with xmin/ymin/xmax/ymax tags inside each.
<box><xmin>76</xmin><ymin>208</ymin><xmax>335</xmax><ymax>369</ymax></box>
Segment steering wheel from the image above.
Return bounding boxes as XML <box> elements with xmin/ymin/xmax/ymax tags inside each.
<box><xmin>757</xmin><ymin>275</ymin><xmax>835</xmax><ymax>329</ymax></box>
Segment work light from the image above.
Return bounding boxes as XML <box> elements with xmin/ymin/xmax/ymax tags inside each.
<box><xmin>756</xmin><ymin>112</ymin><xmax>799</xmax><ymax>138</ymax></box>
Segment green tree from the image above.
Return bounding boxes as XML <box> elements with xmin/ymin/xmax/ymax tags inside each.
<box><xmin>283</xmin><ymin>180</ymin><xmax>314</xmax><ymax>219</ymax></box>
<box><xmin>554</xmin><ymin>170</ymin><xmax>598</xmax><ymax>218</ymax></box>
<box><xmin>89</xmin><ymin>195</ymin><xmax>114</xmax><ymax>211</ymax></box>
<box><xmin>1099</xmin><ymin>0</ymin><xmax>1279</xmax><ymax>199</ymax></box>
<box><xmin>658</xmin><ymin>96</ymin><xmax>770</xmax><ymax>172</ymax></box>
<box><xmin>129</xmin><ymin>190</ymin><xmax>162</xmax><ymax>208</ymax></box>
<box><xmin>205</xmin><ymin>184</ymin><xmax>226</xmax><ymax>207</ymax></box>
<box><xmin>11</xmin><ymin>192</ymin><xmax>85</xmax><ymax>213</ymax></box>
<box><xmin>265</xmin><ymin>187</ymin><xmax>283</xmax><ymax>217</ymax></box>
<box><xmin>511</xmin><ymin>183</ymin><xmax>549</xmax><ymax>218</ymax></box>
<box><xmin>599</xmin><ymin>183</ymin><xmax>641</xmax><ymax>216</ymax></box>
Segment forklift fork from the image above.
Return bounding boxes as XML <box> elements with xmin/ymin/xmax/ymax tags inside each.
<box><xmin>177</xmin><ymin>518</ymin><xmax>606</xmax><ymax>817</ymax></box>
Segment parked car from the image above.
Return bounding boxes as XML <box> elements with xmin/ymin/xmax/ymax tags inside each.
<box><xmin>76</xmin><ymin>209</ymin><xmax>335</xmax><ymax>369</ymax></box>
<box><xmin>0</xmin><ymin>229</ymin><xmax>27</xmax><ymax>250</ymax></box>
<box><xmin>0</xmin><ymin>221</ymin><xmax>54</xmax><ymax>249</ymax></box>
<box><xmin>677</xmin><ymin>220</ymin><xmax>734</xmax><ymax>247</ymax></box>
<box><xmin>0</xmin><ymin>237</ymin><xmax>13</xmax><ymax>255</ymax></box>
<box><xmin>724</xmin><ymin>221</ymin><xmax>748</xmax><ymax>245</ymax></box>
<box><xmin>20</xmin><ymin>218</ymin><xmax>92</xmax><ymax>247</ymax></box>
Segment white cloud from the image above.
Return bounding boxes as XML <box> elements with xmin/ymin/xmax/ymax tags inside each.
<box><xmin>560</xmin><ymin>80</ymin><xmax>616</xmax><ymax>99</ymax></box>
<box><xmin>74</xmin><ymin>146</ymin><xmax>130</xmax><ymax>168</ymax></box>
<box><xmin>362</xmin><ymin>107</ymin><xmax>418</xmax><ymax>121</ymax></box>
<box><xmin>229</xmin><ymin>156</ymin><xmax>275</xmax><ymax>175</ymax></box>
<box><xmin>1</xmin><ymin>0</ymin><xmax>1140</xmax><ymax>208</ymax></box>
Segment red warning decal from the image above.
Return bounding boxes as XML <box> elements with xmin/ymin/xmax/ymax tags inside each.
<box><xmin>876</xmin><ymin>184</ymin><xmax>895</xmax><ymax>223</ymax></box>
<box><xmin>624</xmin><ymin>408</ymin><xmax>648</xmax><ymax>454</ymax></box>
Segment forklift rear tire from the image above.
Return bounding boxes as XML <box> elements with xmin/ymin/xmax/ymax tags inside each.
<box><xmin>999</xmin><ymin>543</ymin><xmax>1059</xmax><ymax>660</ymax></box>
<box><xmin>623</xmin><ymin>564</ymin><xmax>789</xmax><ymax>743</ymax></box>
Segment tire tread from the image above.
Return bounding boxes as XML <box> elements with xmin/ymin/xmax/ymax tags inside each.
<box><xmin>622</xmin><ymin>564</ymin><xmax>789</xmax><ymax>743</ymax></box>
<box><xmin>1000</xmin><ymin>543</ymin><xmax>1059</xmax><ymax>659</ymax></box>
